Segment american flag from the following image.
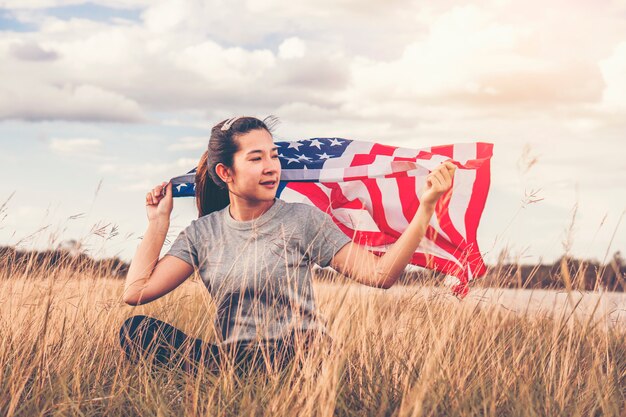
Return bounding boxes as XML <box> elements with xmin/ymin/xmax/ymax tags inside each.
<box><xmin>170</xmin><ymin>137</ymin><xmax>493</xmax><ymax>298</ymax></box>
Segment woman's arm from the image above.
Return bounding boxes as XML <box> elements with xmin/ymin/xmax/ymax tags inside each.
<box><xmin>329</xmin><ymin>161</ymin><xmax>456</xmax><ymax>289</ymax></box>
<box><xmin>122</xmin><ymin>182</ymin><xmax>194</xmax><ymax>305</ymax></box>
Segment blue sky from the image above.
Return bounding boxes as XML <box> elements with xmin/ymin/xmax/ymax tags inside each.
<box><xmin>0</xmin><ymin>0</ymin><xmax>625</xmax><ymax>267</ymax></box>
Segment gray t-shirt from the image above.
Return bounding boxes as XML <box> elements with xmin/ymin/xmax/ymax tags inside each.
<box><xmin>164</xmin><ymin>197</ymin><xmax>352</xmax><ymax>345</ymax></box>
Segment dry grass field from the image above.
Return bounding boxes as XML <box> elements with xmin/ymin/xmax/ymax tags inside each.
<box><xmin>0</xmin><ymin>262</ymin><xmax>624</xmax><ymax>417</ymax></box>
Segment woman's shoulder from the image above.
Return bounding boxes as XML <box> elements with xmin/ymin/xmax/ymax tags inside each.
<box><xmin>186</xmin><ymin>208</ymin><xmax>227</xmax><ymax>233</ymax></box>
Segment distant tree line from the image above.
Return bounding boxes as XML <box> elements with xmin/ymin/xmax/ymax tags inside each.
<box><xmin>0</xmin><ymin>245</ymin><xmax>129</xmax><ymax>279</ymax></box>
<box><xmin>476</xmin><ymin>252</ymin><xmax>625</xmax><ymax>292</ymax></box>
<box><xmin>0</xmin><ymin>244</ymin><xmax>624</xmax><ymax>292</ymax></box>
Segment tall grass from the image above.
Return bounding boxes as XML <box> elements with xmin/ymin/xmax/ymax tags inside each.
<box><xmin>0</xmin><ymin>169</ymin><xmax>624</xmax><ymax>416</ymax></box>
<box><xmin>0</xmin><ymin>262</ymin><xmax>624</xmax><ymax>416</ymax></box>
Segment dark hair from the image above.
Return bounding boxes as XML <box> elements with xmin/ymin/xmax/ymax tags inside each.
<box><xmin>195</xmin><ymin>115</ymin><xmax>280</xmax><ymax>217</ymax></box>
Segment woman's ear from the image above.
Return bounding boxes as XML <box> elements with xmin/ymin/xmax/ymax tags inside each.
<box><xmin>215</xmin><ymin>163</ymin><xmax>232</xmax><ymax>185</ymax></box>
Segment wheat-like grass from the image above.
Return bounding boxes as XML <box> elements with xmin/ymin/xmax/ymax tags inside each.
<box><xmin>0</xmin><ymin>262</ymin><xmax>623</xmax><ymax>416</ymax></box>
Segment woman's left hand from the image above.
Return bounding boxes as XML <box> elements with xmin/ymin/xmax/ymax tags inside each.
<box><xmin>420</xmin><ymin>161</ymin><xmax>457</xmax><ymax>207</ymax></box>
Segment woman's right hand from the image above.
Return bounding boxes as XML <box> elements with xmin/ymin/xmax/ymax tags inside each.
<box><xmin>145</xmin><ymin>181</ymin><xmax>173</xmax><ymax>222</ymax></box>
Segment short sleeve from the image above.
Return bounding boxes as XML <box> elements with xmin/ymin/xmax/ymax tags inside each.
<box><xmin>304</xmin><ymin>206</ymin><xmax>352</xmax><ymax>268</ymax></box>
<box><xmin>164</xmin><ymin>223</ymin><xmax>199</xmax><ymax>268</ymax></box>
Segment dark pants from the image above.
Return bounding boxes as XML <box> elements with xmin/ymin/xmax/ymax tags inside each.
<box><xmin>119</xmin><ymin>315</ymin><xmax>331</xmax><ymax>375</ymax></box>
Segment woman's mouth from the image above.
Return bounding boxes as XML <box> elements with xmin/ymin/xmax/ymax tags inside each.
<box><xmin>260</xmin><ymin>181</ymin><xmax>277</xmax><ymax>188</ymax></box>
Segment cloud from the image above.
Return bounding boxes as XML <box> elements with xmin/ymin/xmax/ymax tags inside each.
<box><xmin>278</xmin><ymin>37</ymin><xmax>306</xmax><ymax>59</ymax></box>
<box><xmin>0</xmin><ymin>1</ymin><xmax>150</xmax><ymax>9</ymax></box>
<box><xmin>0</xmin><ymin>0</ymin><xmax>626</xmax><ymax>129</ymax></box>
<box><xmin>599</xmin><ymin>40</ymin><xmax>626</xmax><ymax>112</ymax></box>
<box><xmin>49</xmin><ymin>138</ymin><xmax>102</xmax><ymax>155</ymax></box>
<box><xmin>9</xmin><ymin>41</ymin><xmax>58</xmax><ymax>61</ymax></box>
<box><xmin>0</xmin><ymin>0</ymin><xmax>624</xmax><ymax>129</ymax></box>
<box><xmin>98</xmin><ymin>157</ymin><xmax>198</xmax><ymax>182</ymax></box>
<box><xmin>0</xmin><ymin>80</ymin><xmax>145</xmax><ymax>122</ymax></box>
<box><xmin>346</xmin><ymin>4</ymin><xmax>608</xmax><ymax>117</ymax></box>
<box><xmin>167</xmin><ymin>136</ymin><xmax>207</xmax><ymax>151</ymax></box>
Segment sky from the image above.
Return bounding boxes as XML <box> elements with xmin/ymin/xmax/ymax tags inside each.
<box><xmin>0</xmin><ymin>0</ymin><xmax>624</xmax><ymax>268</ymax></box>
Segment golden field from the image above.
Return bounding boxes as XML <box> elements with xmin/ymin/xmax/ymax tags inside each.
<box><xmin>0</xmin><ymin>263</ymin><xmax>624</xmax><ymax>417</ymax></box>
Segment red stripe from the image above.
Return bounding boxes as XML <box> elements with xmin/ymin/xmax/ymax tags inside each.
<box><xmin>361</xmin><ymin>177</ymin><xmax>397</xmax><ymax>237</ymax></box>
<box><xmin>368</xmin><ymin>143</ymin><xmax>397</xmax><ymax>157</ymax></box>
<box><xmin>350</xmin><ymin>142</ymin><xmax>397</xmax><ymax>167</ymax></box>
<box><xmin>463</xmin><ymin>142</ymin><xmax>493</xmax><ymax>278</ymax></box>
<box><xmin>426</xmin><ymin>145</ymin><xmax>467</xmax><ymax>249</ymax></box>
<box><xmin>395</xmin><ymin>175</ymin><xmax>419</xmax><ymax>225</ymax></box>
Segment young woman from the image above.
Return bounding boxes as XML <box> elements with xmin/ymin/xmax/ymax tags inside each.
<box><xmin>119</xmin><ymin>115</ymin><xmax>456</xmax><ymax>375</ymax></box>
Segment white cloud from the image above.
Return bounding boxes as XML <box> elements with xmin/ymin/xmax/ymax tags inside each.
<box><xmin>0</xmin><ymin>79</ymin><xmax>145</xmax><ymax>122</ymax></box>
<box><xmin>278</xmin><ymin>37</ymin><xmax>306</xmax><ymax>59</ymax></box>
<box><xmin>174</xmin><ymin>40</ymin><xmax>276</xmax><ymax>83</ymax></box>
<box><xmin>49</xmin><ymin>138</ymin><xmax>102</xmax><ymax>155</ymax></box>
<box><xmin>9</xmin><ymin>41</ymin><xmax>58</xmax><ymax>61</ymax></box>
<box><xmin>98</xmin><ymin>157</ymin><xmax>198</xmax><ymax>182</ymax></box>
<box><xmin>0</xmin><ymin>0</ymin><xmax>150</xmax><ymax>9</ymax></box>
<box><xmin>1</xmin><ymin>0</ymin><xmax>621</xmax><ymax>125</ymax></box>
<box><xmin>599</xmin><ymin>40</ymin><xmax>626</xmax><ymax>112</ymax></box>
<box><xmin>346</xmin><ymin>4</ymin><xmax>605</xmax><ymax>118</ymax></box>
<box><xmin>167</xmin><ymin>136</ymin><xmax>207</xmax><ymax>151</ymax></box>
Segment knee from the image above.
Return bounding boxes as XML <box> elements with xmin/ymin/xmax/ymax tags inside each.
<box><xmin>119</xmin><ymin>315</ymin><xmax>150</xmax><ymax>347</ymax></box>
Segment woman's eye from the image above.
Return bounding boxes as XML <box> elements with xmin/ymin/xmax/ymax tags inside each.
<box><xmin>251</xmin><ymin>155</ymin><xmax>279</xmax><ymax>161</ymax></box>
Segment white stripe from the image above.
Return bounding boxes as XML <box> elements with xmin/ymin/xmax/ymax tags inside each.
<box><xmin>416</xmin><ymin>154</ymin><xmax>450</xmax><ymax>171</ymax></box>
<box><xmin>393</xmin><ymin>145</ymin><xmax>431</xmax><ymax>157</ymax></box>
<box><xmin>377</xmin><ymin>178</ymin><xmax>409</xmax><ymax>234</ymax></box>
<box><xmin>392</xmin><ymin>147</ymin><xmax>418</xmax><ymax>158</ymax></box>
<box><xmin>281</xmin><ymin>168</ymin><xmax>321</xmax><ymax>181</ymax></box>
<box><xmin>318</xmin><ymin>159</ymin><xmax>422</xmax><ymax>182</ymax></box>
<box><xmin>336</xmin><ymin>180</ymin><xmax>375</xmax><ymax>226</ymax></box>
<box><xmin>449</xmin><ymin>143</ymin><xmax>477</xmax><ymax>241</ymax></box>
<box><xmin>306</xmin><ymin>183</ymin><xmax>380</xmax><ymax>232</ymax></box>
<box><xmin>332</xmin><ymin>208</ymin><xmax>380</xmax><ymax>232</ymax></box>
<box><xmin>417</xmin><ymin>237</ymin><xmax>464</xmax><ymax>269</ymax></box>
<box><xmin>278</xmin><ymin>186</ymin><xmax>315</xmax><ymax>205</ymax></box>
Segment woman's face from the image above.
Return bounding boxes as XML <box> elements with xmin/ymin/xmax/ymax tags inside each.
<box><xmin>227</xmin><ymin>128</ymin><xmax>281</xmax><ymax>202</ymax></box>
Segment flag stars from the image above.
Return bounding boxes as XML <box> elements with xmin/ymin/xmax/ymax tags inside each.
<box><xmin>295</xmin><ymin>153</ymin><xmax>312</xmax><ymax>162</ymax></box>
<box><xmin>317</xmin><ymin>152</ymin><xmax>331</xmax><ymax>160</ymax></box>
<box><xmin>287</xmin><ymin>142</ymin><xmax>303</xmax><ymax>151</ymax></box>
<box><xmin>329</xmin><ymin>138</ymin><xmax>344</xmax><ymax>147</ymax></box>
<box><xmin>286</xmin><ymin>157</ymin><xmax>300</xmax><ymax>164</ymax></box>
<box><xmin>308</xmin><ymin>138</ymin><xmax>323</xmax><ymax>149</ymax></box>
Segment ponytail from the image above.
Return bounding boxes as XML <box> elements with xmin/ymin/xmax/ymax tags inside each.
<box><xmin>195</xmin><ymin>150</ymin><xmax>229</xmax><ymax>217</ymax></box>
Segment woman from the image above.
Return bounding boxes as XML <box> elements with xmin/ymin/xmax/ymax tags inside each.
<box><xmin>119</xmin><ymin>115</ymin><xmax>456</xmax><ymax>375</ymax></box>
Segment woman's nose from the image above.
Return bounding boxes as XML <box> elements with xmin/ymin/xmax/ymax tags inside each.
<box><xmin>264</xmin><ymin>157</ymin><xmax>279</xmax><ymax>172</ymax></box>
